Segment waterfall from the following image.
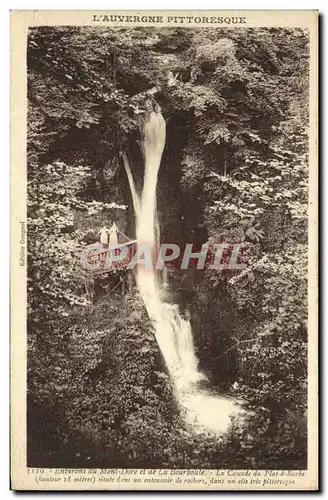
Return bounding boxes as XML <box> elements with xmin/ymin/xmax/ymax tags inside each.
<box><xmin>124</xmin><ymin>110</ymin><xmax>241</xmax><ymax>434</ymax></box>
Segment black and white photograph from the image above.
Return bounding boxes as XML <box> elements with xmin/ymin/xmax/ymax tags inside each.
<box><xmin>10</xmin><ymin>10</ymin><xmax>318</xmax><ymax>491</ymax></box>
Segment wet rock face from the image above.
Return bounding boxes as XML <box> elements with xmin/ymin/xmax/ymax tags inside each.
<box><xmin>140</xmin><ymin>111</ymin><xmax>166</xmax><ymax>160</ymax></box>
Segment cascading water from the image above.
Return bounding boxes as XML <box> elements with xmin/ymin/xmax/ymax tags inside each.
<box><xmin>124</xmin><ymin>110</ymin><xmax>241</xmax><ymax>434</ymax></box>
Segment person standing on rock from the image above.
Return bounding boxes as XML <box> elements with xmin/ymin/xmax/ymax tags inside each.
<box><xmin>108</xmin><ymin>222</ymin><xmax>119</xmax><ymax>247</ymax></box>
<box><xmin>97</xmin><ymin>224</ymin><xmax>110</xmax><ymax>247</ymax></box>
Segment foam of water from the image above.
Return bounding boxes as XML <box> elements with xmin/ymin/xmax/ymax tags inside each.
<box><xmin>124</xmin><ymin>110</ymin><xmax>241</xmax><ymax>434</ymax></box>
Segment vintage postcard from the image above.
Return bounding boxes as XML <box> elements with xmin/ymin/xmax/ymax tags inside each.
<box><xmin>11</xmin><ymin>10</ymin><xmax>318</xmax><ymax>490</ymax></box>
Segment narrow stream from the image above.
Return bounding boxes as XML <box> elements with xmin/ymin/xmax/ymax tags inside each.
<box><xmin>124</xmin><ymin>110</ymin><xmax>242</xmax><ymax>434</ymax></box>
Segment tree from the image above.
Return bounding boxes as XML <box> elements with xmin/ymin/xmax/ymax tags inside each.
<box><xmin>27</xmin><ymin>26</ymin><xmax>309</xmax><ymax>469</ymax></box>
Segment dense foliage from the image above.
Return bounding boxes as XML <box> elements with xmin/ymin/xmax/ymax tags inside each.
<box><xmin>27</xmin><ymin>26</ymin><xmax>309</xmax><ymax>469</ymax></box>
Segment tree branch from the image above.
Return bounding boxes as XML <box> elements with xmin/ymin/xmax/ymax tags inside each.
<box><xmin>214</xmin><ymin>337</ymin><xmax>261</xmax><ymax>360</ymax></box>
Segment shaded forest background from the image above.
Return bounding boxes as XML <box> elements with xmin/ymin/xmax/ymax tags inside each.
<box><xmin>27</xmin><ymin>26</ymin><xmax>309</xmax><ymax>469</ymax></box>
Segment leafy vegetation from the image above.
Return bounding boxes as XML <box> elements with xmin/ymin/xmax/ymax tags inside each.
<box><xmin>27</xmin><ymin>26</ymin><xmax>308</xmax><ymax>469</ymax></box>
